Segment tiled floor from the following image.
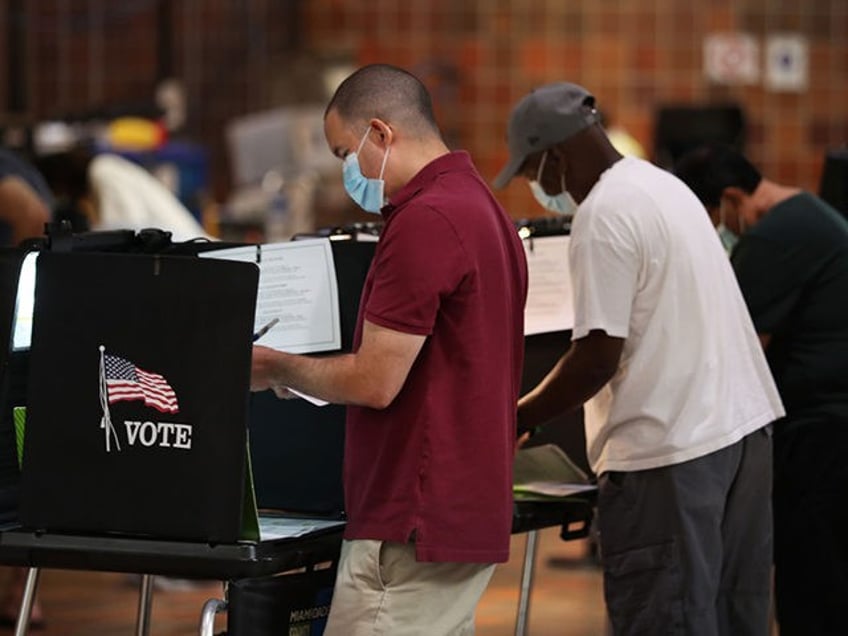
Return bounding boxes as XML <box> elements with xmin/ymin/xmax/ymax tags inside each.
<box><xmin>0</xmin><ymin>528</ymin><xmax>606</xmax><ymax>635</ymax></box>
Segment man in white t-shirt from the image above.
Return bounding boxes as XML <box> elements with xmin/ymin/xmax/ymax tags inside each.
<box><xmin>494</xmin><ymin>82</ymin><xmax>784</xmax><ymax>636</ymax></box>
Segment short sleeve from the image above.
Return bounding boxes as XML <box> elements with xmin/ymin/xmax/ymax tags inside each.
<box><xmin>569</xmin><ymin>231</ymin><xmax>639</xmax><ymax>340</ymax></box>
<box><xmin>365</xmin><ymin>206</ymin><xmax>468</xmax><ymax>335</ymax></box>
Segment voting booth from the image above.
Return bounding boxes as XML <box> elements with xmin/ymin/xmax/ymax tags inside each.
<box><xmin>0</xmin><ymin>226</ymin><xmax>363</xmax><ymax>635</ymax></box>
<box><xmin>20</xmin><ymin>250</ymin><xmax>258</xmax><ymax>543</ymax></box>
<box><xmin>517</xmin><ymin>217</ymin><xmax>591</xmax><ymax>477</ymax></box>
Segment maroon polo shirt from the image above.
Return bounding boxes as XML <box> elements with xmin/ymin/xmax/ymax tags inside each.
<box><xmin>343</xmin><ymin>151</ymin><xmax>528</xmax><ymax>563</ymax></box>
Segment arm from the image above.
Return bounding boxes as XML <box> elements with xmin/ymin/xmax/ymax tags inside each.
<box><xmin>0</xmin><ymin>177</ymin><xmax>50</xmax><ymax>245</ymax></box>
<box><xmin>251</xmin><ymin>319</ymin><xmax>426</xmax><ymax>409</ymax></box>
<box><xmin>517</xmin><ymin>329</ymin><xmax>624</xmax><ymax>434</ymax></box>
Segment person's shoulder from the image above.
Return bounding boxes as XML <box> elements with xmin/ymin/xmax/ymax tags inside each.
<box><xmin>762</xmin><ymin>192</ymin><xmax>835</xmax><ymax>230</ymax></box>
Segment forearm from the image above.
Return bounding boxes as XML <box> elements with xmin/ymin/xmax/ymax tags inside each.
<box><xmin>517</xmin><ymin>335</ymin><xmax>620</xmax><ymax>433</ymax></box>
<box><xmin>255</xmin><ymin>349</ymin><xmax>397</xmax><ymax>408</ymax></box>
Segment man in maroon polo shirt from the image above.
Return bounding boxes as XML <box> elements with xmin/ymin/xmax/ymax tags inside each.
<box><xmin>250</xmin><ymin>64</ymin><xmax>528</xmax><ymax>635</ymax></box>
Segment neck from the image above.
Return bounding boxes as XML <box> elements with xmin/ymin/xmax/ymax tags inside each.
<box><xmin>753</xmin><ymin>179</ymin><xmax>802</xmax><ymax>220</ymax></box>
<box><xmin>569</xmin><ymin>127</ymin><xmax>624</xmax><ymax>202</ymax></box>
<box><xmin>387</xmin><ymin>137</ymin><xmax>450</xmax><ymax>196</ymax></box>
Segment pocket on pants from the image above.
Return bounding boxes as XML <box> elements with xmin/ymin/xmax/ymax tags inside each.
<box><xmin>603</xmin><ymin>540</ymin><xmax>684</xmax><ymax>635</ymax></box>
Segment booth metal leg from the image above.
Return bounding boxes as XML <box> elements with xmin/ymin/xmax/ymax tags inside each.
<box><xmin>515</xmin><ymin>529</ymin><xmax>539</xmax><ymax>636</ymax></box>
<box><xmin>135</xmin><ymin>574</ymin><xmax>154</xmax><ymax>636</ymax></box>
<box><xmin>14</xmin><ymin>567</ymin><xmax>40</xmax><ymax>636</ymax></box>
<box><xmin>199</xmin><ymin>598</ymin><xmax>227</xmax><ymax>636</ymax></box>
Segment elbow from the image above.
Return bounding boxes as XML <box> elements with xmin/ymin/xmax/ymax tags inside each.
<box><xmin>359</xmin><ymin>383</ymin><xmax>400</xmax><ymax>410</ymax></box>
<box><xmin>586</xmin><ymin>363</ymin><xmax>617</xmax><ymax>392</ymax></box>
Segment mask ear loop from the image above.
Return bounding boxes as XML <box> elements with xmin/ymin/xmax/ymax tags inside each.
<box><xmin>720</xmin><ymin>196</ymin><xmax>747</xmax><ymax>234</ymax></box>
<box><xmin>536</xmin><ymin>150</ymin><xmax>548</xmax><ymax>183</ymax></box>
<box><xmin>357</xmin><ymin>125</ymin><xmax>391</xmax><ymax>180</ymax></box>
<box><xmin>356</xmin><ymin>126</ymin><xmax>371</xmax><ymax>155</ymax></box>
<box><xmin>378</xmin><ymin>142</ymin><xmax>391</xmax><ymax>180</ymax></box>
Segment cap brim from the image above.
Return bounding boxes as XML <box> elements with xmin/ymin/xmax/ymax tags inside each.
<box><xmin>492</xmin><ymin>154</ymin><xmax>524</xmax><ymax>189</ymax></box>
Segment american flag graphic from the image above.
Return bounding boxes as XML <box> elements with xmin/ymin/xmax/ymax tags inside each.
<box><xmin>104</xmin><ymin>354</ymin><xmax>179</xmax><ymax>414</ymax></box>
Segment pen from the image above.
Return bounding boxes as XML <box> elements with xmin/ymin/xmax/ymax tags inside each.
<box><xmin>253</xmin><ymin>317</ymin><xmax>280</xmax><ymax>342</ymax></box>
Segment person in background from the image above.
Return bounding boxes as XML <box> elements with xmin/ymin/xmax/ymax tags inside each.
<box><xmin>494</xmin><ymin>82</ymin><xmax>783</xmax><ymax>635</ymax></box>
<box><xmin>675</xmin><ymin>143</ymin><xmax>848</xmax><ymax>636</ymax></box>
<box><xmin>250</xmin><ymin>64</ymin><xmax>528</xmax><ymax>635</ymax></box>
<box><xmin>0</xmin><ymin>148</ymin><xmax>52</xmax><ymax>246</ymax></box>
<box><xmin>35</xmin><ymin>146</ymin><xmax>208</xmax><ymax>242</ymax></box>
<box><xmin>0</xmin><ymin>146</ymin><xmax>51</xmax><ymax>630</ymax></box>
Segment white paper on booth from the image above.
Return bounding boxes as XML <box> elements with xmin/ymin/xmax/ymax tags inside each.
<box><xmin>201</xmin><ymin>238</ymin><xmax>341</xmax><ymax>354</ymax></box>
<box><xmin>522</xmin><ymin>234</ymin><xmax>575</xmax><ymax>335</ymax></box>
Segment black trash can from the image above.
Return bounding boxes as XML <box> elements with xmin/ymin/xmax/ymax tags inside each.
<box><xmin>227</xmin><ymin>563</ymin><xmax>337</xmax><ymax>636</ymax></box>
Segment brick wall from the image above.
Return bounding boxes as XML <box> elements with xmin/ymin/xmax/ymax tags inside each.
<box><xmin>4</xmin><ymin>1</ymin><xmax>846</xmax><ymax>222</ymax></box>
<box><xmin>306</xmin><ymin>0</ymin><xmax>848</xmax><ymax>219</ymax></box>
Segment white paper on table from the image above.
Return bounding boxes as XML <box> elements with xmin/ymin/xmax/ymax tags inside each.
<box><xmin>257</xmin><ymin>515</ymin><xmax>345</xmax><ymax>541</ymax></box>
<box><xmin>287</xmin><ymin>387</ymin><xmax>329</xmax><ymax>407</ymax></box>
<box><xmin>201</xmin><ymin>238</ymin><xmax>341</xmax><ymax>354</ymax></box>
<box><xmin>522</xmin><ymin>234</ymin><xmax>575</xmax><ymax>335</ymax></box>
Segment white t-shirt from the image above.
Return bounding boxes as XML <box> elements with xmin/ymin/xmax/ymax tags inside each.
<box><xmin>89</xmin><ymin>154</ymin><xmax>210</xmax><ymax>242</ymax></box>
<box><xmin>570</xmin><ymin>156</ymin><xmax>783</xmax><ymax>474</ymax></box>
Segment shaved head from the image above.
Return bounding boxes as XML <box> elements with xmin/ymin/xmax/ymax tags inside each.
<box><xmin>325</xmin><ymin>64</ymin><xmax>440</xmax><ymax>139</ymax></box>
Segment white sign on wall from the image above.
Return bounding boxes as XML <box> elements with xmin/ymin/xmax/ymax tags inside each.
<box><xmin>766</xmin><ymin>33</ymin><xmax>809</xmax><ymax>92</ymax></box>
<box><xmin>704</xmin><ymin>33</ymin><xmax>760</xmax><ymax>85</ymax></box>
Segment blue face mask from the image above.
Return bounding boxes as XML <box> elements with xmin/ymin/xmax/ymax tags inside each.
<box><xmin>343</xmin><ymin>127</ymin><xmax>391</xmax><ymax>214</ymax></box>
<box><xmin>716</xmin><ymin>224</ymin><xmax>739</xmax><ymax>254</ymax></box>
<box><xmin>716</xmin><ymin>199</ymin><xmax>743</xmax><ymax>255</ymax></box>
<box><xmin>528</xmin><ymin>151</ymin><xmax>577</xmax><ymax>216</ymax></box>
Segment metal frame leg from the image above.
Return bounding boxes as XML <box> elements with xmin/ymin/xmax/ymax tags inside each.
<box><xmin>14</xmin><ymin>567</ymin><xmax>40</xmax><ymax>636</ymax></box>
<box><xmin>515</xmin><ymin>529</ymin><xmax>539</xmax><ymax>636</ymax></box>
<box><xmin>199</xmin><ymin>598</ymin><xmax>227</xmax><ymax>636</ymax></box>
<box><xmin>135</xmin><ymin>574</ymin><xmax>154</xmax><ymax>636</ymax></box>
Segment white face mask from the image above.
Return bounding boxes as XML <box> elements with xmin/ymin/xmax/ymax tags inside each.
<box><xmin>528</xmin><ymin>151</ymin><xmax>577</xmax><ymax>216</ymax></box>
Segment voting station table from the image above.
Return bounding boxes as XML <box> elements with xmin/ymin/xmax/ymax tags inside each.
<box><xmin>0</xmin><ymin>515</ymin><xmax>346</xmax><ymax>636</ymax></box>
<box><xmin>0</xmin><ymin>494</ymin><xmax>596</xmax><ymax>636</ymax></box>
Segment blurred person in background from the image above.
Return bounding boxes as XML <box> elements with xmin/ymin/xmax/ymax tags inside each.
<box><xmin>675</xmin><ymin>144</ymin><xmax>848</xmax><ymax>636</ymax></box>
<box><xmin>495</xmin><ymin>82</ymin><xmax>782</xmax><ymax>636</ymax></box>
<box><xmin>36</xmin><ymin>146</ymin><xmax>208</xmax><ymax>242</ymax></box>
<box><xmin>0</xmin><ymin>147</ymin><xmax>52</xmax><ymax>246</ymax></box>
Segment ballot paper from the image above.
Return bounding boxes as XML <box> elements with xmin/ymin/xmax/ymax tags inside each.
<box><xmin>256</xmin><ymin>515</ymin><xmax>345</xmax><ymax>542</ymax></box>
<box><xmin>513</xmin><ymin>443</ymin><xmax>593</xmax><ymax>500</ymax></box>
<box><xmin>201</xmin><ymin>238</ymin><xmax>341</xmax><ymax>354</ymax></box>
<box><xmin>522</xmin><ymin>234</ymin><xmax>575</xmax><ymax>335</ymax></box>
<box><xmin>287</xmin><ymin>387</ymin><xmax>329</xmax><ymax>407</ymax></box>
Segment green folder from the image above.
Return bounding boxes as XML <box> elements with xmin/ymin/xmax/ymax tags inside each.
<box><xmin>13</xmin><ymin>406</ymin><xmax>26</xmax><ymax>470</ymax></box>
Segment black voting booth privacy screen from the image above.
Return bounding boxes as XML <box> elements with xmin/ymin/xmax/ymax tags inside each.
<box><xmin>0</xmin><ymin>250</ymin><xmax>29</xmax><ymax>525</ymax></box>
<box><xmin>653</xmin><ymin>104</ymin><xmax>746</xmax><ymax>170</ymax></box>
<box><xmin>19</xmin><ymin>251</ymin><xmax>259</xmax><ymax>543</ymax></box>
<box><xmin>248</xmin><ymin>240</ymin><xmax>376</xmax><ymax>516</ymax></box>
<box><xmin>514</xmin><ymin>219</ymin><xmax>592</xmax><ymax>477</ymax></box>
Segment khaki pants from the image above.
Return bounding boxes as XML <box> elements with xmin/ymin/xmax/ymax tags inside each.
<box><xmin>323</xmin><ymin>539</ymin><xmax>495</xmax><ymax>636</ymax></box>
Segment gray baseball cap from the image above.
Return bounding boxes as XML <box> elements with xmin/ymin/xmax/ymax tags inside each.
<box><xmin>493</xmin><ymin>82</ymin><xmax>599</xmax><ymax>189</ymax></box>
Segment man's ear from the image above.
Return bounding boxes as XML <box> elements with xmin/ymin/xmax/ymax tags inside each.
<box><xmin>368</xmin><ymin>118</ymin><xmax>394</xmax><ymax>148</ymax></box>
<box><xmin>721</xmin><ymin>186</ymin><xmax>748</xmax><ymax>206</ymax></box>
<box><xmin>548</xmin><ymin>143</ymin><xmax>567</xmax><ymax>164</ymax></box>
